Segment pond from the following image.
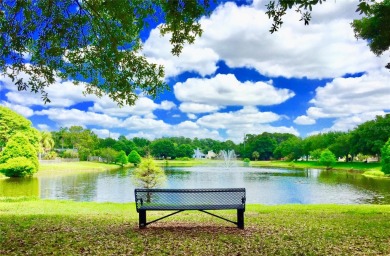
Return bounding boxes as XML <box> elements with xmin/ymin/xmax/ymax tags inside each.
<box><xmin>1</xmin><ymin>166</ymin><xmax>389</xmax><ymax>204</ymax></box>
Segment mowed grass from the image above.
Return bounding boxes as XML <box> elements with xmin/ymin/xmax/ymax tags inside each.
<box><xmin>1</xmin><ymin>199</ymin><xmax>389</xmax><ymax>255</ymax></box>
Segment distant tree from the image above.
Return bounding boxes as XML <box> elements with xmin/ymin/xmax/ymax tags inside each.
<box><xmin>252</xmin><ymin>151</ymin><xmax>259</xmax><ymax>161</ymax></box>
<box><xmin>99</xmin><ymin>148</ymin><xmax>119</xmax><ymax>164</ymax></box>
<box><xmin>350</xmin><ymin>114</ymin><xmax>390</xmax><ymax>157</ymax></box>
<box><xmin>319</xmin><ymin>149</ymin><xmax>337</xmax><ymax>169</ymax></box>
<box><xmin>0</xmin><ymin>132</ymin><xmax>39</xmax><ymax>177</ymax></box>
<box><xmin>115</xmin><ymin>150</ymin><xmax>128</xmax><ymax>167</ymax></box>
<box><xmin>310</xmin><ymin>149</ymin><xmax>323</xmax><ymax>160</ymax></box>
<box><xmin>274</xmin><ymin>136</ymin><xmax>303</xmax><ymax>161</ymax></box>
<box><xmin>150</xmin><ymin>139</ymin><xmax>175</xmax><ymax>159</ymax></box>
<box><xmin>128</xmin><ymin>150</ymin><xmax>142</xmax><ymax>167</ymax></box>
<box><xmin>39</xmin><ymin>131</ymin><xmax>55</xmax><ymax>156</ymax></box>
<box><xmin>132</xmin><ymin>157</ymin><xmax>166</xmax><ymax>189</ymax></box>
<box><xmin>381</xmin><ymin>138</ymin><xmax>390</xmax><ymax>175</ymax></box>
<box><xmin>329</xmin><ymin>133</ymin><xmax>352</xmax><ymax>162</ymax></box>
<box><xmin>176</xmin><ymin>144</ymin><xmax>194</xmax><ymax>158</ymax></box>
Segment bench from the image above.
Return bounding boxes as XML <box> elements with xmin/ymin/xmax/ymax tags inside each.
<box><xmin>134</xmin><ymin>188</ymin><xmax>246</xmax><ymax>229</ymax></box>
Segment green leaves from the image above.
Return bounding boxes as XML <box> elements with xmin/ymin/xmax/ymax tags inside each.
<box><xmin>0</xmin><ymin>0</ymin><xmax>212</xmax><ymax>105</ymax></box>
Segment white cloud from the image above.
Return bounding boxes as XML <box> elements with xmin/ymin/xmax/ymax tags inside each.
<box><xmin>307</xmin><ymin>71</ymin><xmax>390</xmax><ymax>119</ymax></box>
<box><xmin>197</xmin><ymin>106</ymin><xmax>280</xmax><ymax>129</ymax></box>
<box><xmin>187</xmin><ymin>113</ymin><xmax>197</xmax><ymax>120</ymax></box>
<box><xmin>143</xmin><ymin>28</ymin><xmax>219</xmax><ymax>78</ymax></box>
<box><xmin>37</xmin><ymin>124</ymin><xmax>51</xmax><ymax>131</ymax></box>
<box><xmin>180</xmin><ymin>102</ymin><xmax>223</xmax><ymax>114</ymax></box>
<box><xmin>143</xmin><ymin>1</ymin><xmax>385</xmax><ymax>80</ymax></box>
<box><xmin>34</xmin><ymin>108</ymin><xmax>121</xmax><ymax>128</ymax></box>
<box><xmin>174</xmin><ymin>73</ymin><xmax>294</xmax><ymax>107</ymax></box>
<box><xmin>91</xmin><ymin>128</ymin><xmax>120</xmax><ymax>140</ymax></box>
<box><xmin>294</xmin><ymin>115</ymin><xmax>316</xmax><ymax>125</ymax></box>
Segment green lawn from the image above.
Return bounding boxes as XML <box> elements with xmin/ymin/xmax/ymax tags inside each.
<box><xmin>0</xmin><ymin>199</ymin><xmax>389</xmax><ymax>255</ymax></box>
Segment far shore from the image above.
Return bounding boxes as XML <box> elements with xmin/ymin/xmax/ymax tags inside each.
<box><xmin>0</xmin><ymin>159</ymin><xmax>384</xmax><ymax>180</ymax></box>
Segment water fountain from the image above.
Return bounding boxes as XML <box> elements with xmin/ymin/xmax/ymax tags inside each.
<box><xmin>219</xmin><ymin>150</ymin><xmax>237</xmax><ymax>168</ymax></box>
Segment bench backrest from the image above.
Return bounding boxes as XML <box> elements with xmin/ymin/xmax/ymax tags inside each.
<box><xmin>135</xmin><ymin>188</ymin><xmax>246</xmax><ymax>211</ymax></box>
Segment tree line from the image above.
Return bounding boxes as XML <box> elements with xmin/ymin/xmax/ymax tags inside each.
<box><xmin>49</xmin><ymin>114</ymin><xmax>390</xmax><ymax>164</ymax></box>
<box><xmin>1</xmin><ymin>106</ymin><xmax>390</xmax><ymax>177</ymax></box>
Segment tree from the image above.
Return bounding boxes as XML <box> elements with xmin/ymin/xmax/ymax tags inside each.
<box><xmin>99</xmin><ymin>148</ymin><xmax>118</xmax><ymax>164</ymax></box>
<box><xmin>0</xmin><ymin>106</ymin><xmax>40</xmax><ymax>150</ymax></box>
<box><xmin>176</xmin><ymin>144</ymin><xmax>194</xmax><ymax>158</ymax></box>
<box><xmin>128</xmin><ymin>150</ymin><xmax>142</xmax><ymax>167</ymax></box>
<box><xmin>274</xmin><ymin>136</ymin><xmax>303</xmax><ymax>161</ymax></box>
<box><xmin>132</xmin><ymin>156</ymin><xmax>166</xmax><ymax>189</ymax></box>
<box><xmin>252</xmin><ymin>151</ymin><xmax>259</xmax><ymax>161</ymax></box>
<box><xmin>39</xmin><ymin>131</ymin><xmax>55</xmax><ymax>155</ymax></box>
<box><xmin>266</xmin><ymin>0</ymin><xmax>390</xmax><ymax>69</ymax></box>
<box><xmin>0</xmin><ymin>132</ymin><xmax>39</xmax><ymax>177</ymax></box>
<box><xmin>150</xmin><ymin>139</ymin><xmax>175</xmax><ymax>159</ymax></box>
<box><xmin>319</xmin><ymin>149</ymin><xmax>337</xmax><ymax>169</ymax></box>
<box><xmin>115</xmin><ymin>150</ymin><xmax>128</xmax><ymax>167</ymax></box>
<box><xmin>1</xmin><ymin>0</ymin><xmax>212</xmax><ymax>105</ymax></box>
<box><xmin>381</xmin><ymin>138</ymin><xmax>390</xmax><ymax>175</ymax></box>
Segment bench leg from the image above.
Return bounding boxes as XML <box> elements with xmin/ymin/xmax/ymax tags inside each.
<box><xmin>139</xmin><ymin>210</ymin><xmax>147</xmax><ymax>229</ymax></box>
<box><xmin>237</xmin><ymin>209</ymin><xmax>244</xmax><ymax>229</ymax></box>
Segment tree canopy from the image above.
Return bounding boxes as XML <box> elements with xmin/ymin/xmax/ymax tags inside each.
<box><xmin>0</xmin><ymin>0</ymin><xmax>211</xmax><ymax>105</ymax></box>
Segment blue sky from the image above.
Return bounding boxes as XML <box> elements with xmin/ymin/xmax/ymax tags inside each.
<box><xmin>1</xmin><ymin>0</ymin><xmax>389</xmax><ymax>143</ymax></box>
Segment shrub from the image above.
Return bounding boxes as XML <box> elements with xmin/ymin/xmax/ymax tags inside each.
<box><xmin>132</xmin><ymin>156</ymin><xmax>166</xmax><ymax>189</ymax></box>
<box><xmin>243</xmin><ymin>158</ymin><xmax>250</xmax><ymax>163</ymax></box>
<box><xmin>61</xmin><ymin>149</ymin><xmax>79</xmax><ymax>159</ymax></box>
<box><xmin>43</xmin><ymin>151</ymin><xmax>57</xmax><ymax>160</ymax></box>
<box><xmin>0</xmin><ymin>157</ymin><xmax>36</xmax><ymax>177</ymax></box>
<box><xmin>381</xmin><ymin>138</ymin><xmax>390</xmax><ymax>174</ymax></box>
<box><xmin>0</xmin><ymin>132</ymin><xmax>39</xmax><ymax>176</ymax></box>
<box><xmin>319</xmin><ymin>149</ymin><xmax>337</xmax><ymax>169</ymax></box>
<box><xmin>116</xmin><ymin>150</ymin><xmax>128</xmax><ymax>167</ymax></box>
<box><xmin>128</xmin><ymin>150</ymin><xmax>142</xmax><ymax>166</ymax></box>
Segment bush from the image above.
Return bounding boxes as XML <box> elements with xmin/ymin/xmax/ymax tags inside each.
<box><xmin>243</xmin><ymin>158</ymin><xmax>250</xmax><ymax>163</ymax></box>
<box><xmin>116</xmin><ymin>150</ymin><xmax>128</xmax><ymax>167</ymax></box>
<box><xmin>128</xmin><ymin>150</ymin><xmax>142</xmax><ymax>166</ymax></box>
<box><xmin>381</xmin><ymin>138</ymin><xmax>390</xmax><ymax>174</ymax></box>
<box><xmin>61</xmin><ymin>149</ymin><xmax>79</xmax><ymax>159</ymax></box>
<box><xmin>132</xmin><ymin>157</ymin><xmax>166</xmax><ymax>189</ymax></box>
<box><xmin>43</xmin><ymin>151</ymin><xmax>57</xmax><ymax>160</ymax></box>
<box><xmin>0</xmin><ymin>157</ymin><xmax>36</xmax><ymax>177</ymax></box>
<box><xmin>0</xmin><ymin>132</ymin><xmax>39</xmax><ymax>175</ymax></box>
<box><xmin>319</xmin><ymin>149</ymin><xmax>337</xmax><ymax>169</ymax></box>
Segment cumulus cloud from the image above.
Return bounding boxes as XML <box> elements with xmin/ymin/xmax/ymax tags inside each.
<box><xmin>143</xmin><ymin>28</ymin><xmax>219</xmax><ymax>78</ymax></box>
<box><xmin>34</xmin><ymin>108</ymin><xmax>121</xmax><ymax>128</ymax></box>
<box><xmin>174</xmin><ymin>74</ymin><xmax>294</xmax><ymax>110</ymax></box>
<box><xmin>294</xmin><ymin>115</ymin><xmax>316</xmax><ymax>125</ymax></box>
<box><xmin>179</xmin><ymin>102</ymin><xmax>223</xmax><ymax>114</ymax></box>
<box><xmin>307</xmin><ymin>71</ymin><xmax>390</xmax><ymax>119</ymax></box>
<box><xmin>143</xmin><ymin>1</ymin><xmax>385</xmax><ymax>80</ymax></box>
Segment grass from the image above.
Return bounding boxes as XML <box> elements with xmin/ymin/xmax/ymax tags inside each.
<box><xmin>37</xmin><ymin>161</ymin><xmax>125</xmax><ymax>177</ymax></box>
<box><xmin>0</xmin><ymin>199</ymin><xmax>389</xmax><ymax>255</ymax></box>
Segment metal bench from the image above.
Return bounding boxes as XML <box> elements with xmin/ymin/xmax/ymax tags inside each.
<box><xmin>134</xmin><ymin>188</ymin><xmax>246</xmax><ymax>229</ymax></box>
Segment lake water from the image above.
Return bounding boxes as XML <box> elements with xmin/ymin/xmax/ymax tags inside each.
<box><xmin>1</xmin><ymin>166</ymin><xmax>389</xmax><ymax>204</ymax></box>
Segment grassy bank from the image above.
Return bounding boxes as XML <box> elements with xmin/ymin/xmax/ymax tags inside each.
<box><xmin>161</xmin><ymin>159</ymin><xmax>382</xmax><ymax>172</ymax></box>
<box><xmin>0</xmin><ymin>199</ymin><xmax>389</xmax><ymax>255</ymax></box>
<box><xmin>37</xmin><ymin>161</ymin><xmax>125</xmax><ymax>177</ymax></box>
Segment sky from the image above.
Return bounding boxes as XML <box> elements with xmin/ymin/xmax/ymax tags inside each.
<box><xmin>0</xmin><ymin>0</ymin><xmax>389</xmax><ymax>144</ymax></box>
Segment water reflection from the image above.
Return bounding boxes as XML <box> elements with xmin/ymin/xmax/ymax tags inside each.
<box><xmin>0</xmin><ymin>166</ymin><xmax>389</xmax><ymax>204</ymax></box>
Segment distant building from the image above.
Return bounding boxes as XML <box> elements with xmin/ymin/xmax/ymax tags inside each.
<box><xmin>205</xmin><ymin>151</ymin><xmax>217</xmax><ymax>159</ymax></box>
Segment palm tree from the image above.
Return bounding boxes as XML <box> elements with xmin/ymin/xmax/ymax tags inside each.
<box><xmin>40</xmin><ymin>131</ymin><xmax>55</xmax><ymax>156</ymax></box>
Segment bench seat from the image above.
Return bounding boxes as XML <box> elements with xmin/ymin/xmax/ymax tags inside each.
<box><xmin>134</xmin><ymin>188</ymin><xmax>246</xmax><ymax>229</ymax></box>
